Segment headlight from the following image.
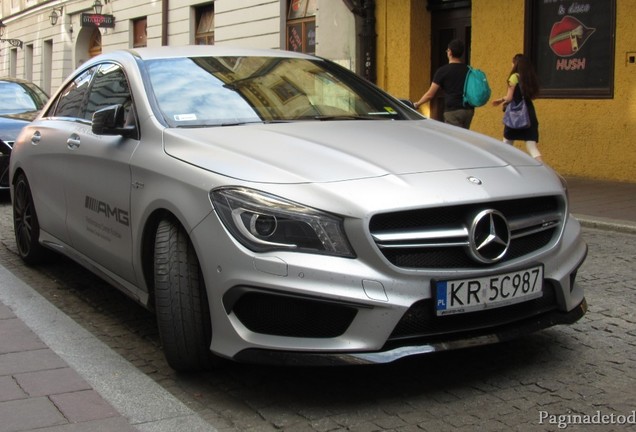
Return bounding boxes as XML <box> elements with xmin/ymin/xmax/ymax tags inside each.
<box><xmin>210</xmin><ymin>187</ymin><xmax>355</xmax><ymax>257</ymax></box>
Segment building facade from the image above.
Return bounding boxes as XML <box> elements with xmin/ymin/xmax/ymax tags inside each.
<box><xmin>0</xmin><ymin>0</ymin><xmax>359</xmax><ymax>94</ymax></box>
<box><xmin>376</xmin><ymin>0</ymin><xmax>634</xmax><ymax>183</ymax></box>
<box><xmin>1</xmin><ymin>0</ymin><xmax>634</xmax><ymax>183</ymax></box>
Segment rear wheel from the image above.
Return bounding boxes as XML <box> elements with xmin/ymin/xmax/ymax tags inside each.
<box><xmin>13</xmin><ymin>174</ymin><xmax>47</xmax><ymax>265</ymax></box>
<box><xmin>154</xmin><ymin>216</ymin><xmax>221</xmax><ymax>371</ymax></box>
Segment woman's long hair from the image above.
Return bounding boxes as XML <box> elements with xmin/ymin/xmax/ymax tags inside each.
<box><xmin>509</xmin><ymin>54</ymin><xmax>539</xmax><ymax>99</ymax></box>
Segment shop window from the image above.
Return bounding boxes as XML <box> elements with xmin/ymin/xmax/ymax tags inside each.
<box><xmin>195</xmin><ymin>4</ymin><xmax>214</xmax><ymax>45</ymax></box>
<box><xmin>525</xmin><ymin>0</ymin><xmax>615</xmax><ymax>98</ymax></box>
<box><xmin>286</xmin><ymin>0</ymin><xmax>316</xmax><ymax>54</ymax></box>
<box><xmin>133</xmin><ymin>18</ymin><xmax>147</xmax><ymax>48</ymax></box>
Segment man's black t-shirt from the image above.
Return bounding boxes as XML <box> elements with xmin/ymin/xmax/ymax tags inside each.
<box><xmin>432</xmin><ymin>63</ymin><xmax>471</xmax><ymax>111</ymax></box>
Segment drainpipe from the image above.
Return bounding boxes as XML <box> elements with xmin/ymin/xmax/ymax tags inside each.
<box><xmin>162</xmin><ymin>0</ymin><xmax>168</xmax><ymax>46</ymax></box>
<box><xmin>361</xmin><ymin>0</ymin><xmax>376</xmax><ymax>83</ymax></box>
<box><xmin>342</xmin><ymin>0</ymin><xmax>376</xmax><ymax>83</ymax></box>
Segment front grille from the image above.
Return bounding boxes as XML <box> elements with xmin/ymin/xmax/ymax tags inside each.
<box><xmin>370</xmin><ymin>196</ymin><xmax>563</xmax><ymax>269</ymax></box>
<box><xmin>232</xmin><ymin>291</ymin><xmax>358</xmax><ymax>338</ymax></box>
<box><xmin>389</xmin><ymin>281</ymin><xmax>558</xmax><ymax>342</ymax></box>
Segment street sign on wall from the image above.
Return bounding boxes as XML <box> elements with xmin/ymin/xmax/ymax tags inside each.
<box><xmin>81</xmin><ymin>13</ymin><xmax>115</xmax><ymax>28</ymax></box>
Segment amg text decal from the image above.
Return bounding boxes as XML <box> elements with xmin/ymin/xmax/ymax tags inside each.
<box><xmin>85</xmin><ymin>196</ymin><xmax>130</xmax><ymax>226</ymax></box>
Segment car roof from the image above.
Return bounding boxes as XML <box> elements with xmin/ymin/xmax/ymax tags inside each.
<box><xmin>0</xmin><ymin>76</ymin><xmax>39</xmax><ymax>85</ymax></box>
<box><xmin>100</xmin><ymin>45</ymin><xmax>319</xmax><ymax>62</ymax></box>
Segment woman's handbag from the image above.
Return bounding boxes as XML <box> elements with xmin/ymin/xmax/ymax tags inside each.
<box><xmin>503</xmin><ymin>98</ymin><xmax>530</xmax><ymax>129</ymax></box>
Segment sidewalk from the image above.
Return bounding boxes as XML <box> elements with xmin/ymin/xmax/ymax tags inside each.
<box><xmin>1</xmin><ymin>176</ymin><xmax>635</xmax><ymax>432</ymax></box>
<box><xmin>0</xmin><ymin>264</ymin><xmax>217</xmax><ymax>432</ymax></box>
<box><xmin>565</xmin><ymin>176</ymin><xmax>636</xmax><ymax>233</ymax></box>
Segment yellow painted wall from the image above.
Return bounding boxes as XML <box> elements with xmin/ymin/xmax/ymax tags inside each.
<box><xmin>376</xmin><ymin>0</ymin><xmax>429</xmax><ymax>104</ymax></box>
<box><xmin>376</xmin><ymin>0</ymin><xmax>636</xmax><ymax>183</ymax></box>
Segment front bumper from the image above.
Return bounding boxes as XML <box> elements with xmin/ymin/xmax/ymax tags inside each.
<box><xmin>192</xmin><ymin>207</ymin><xmax>588</xmax><ymax>364</ymax></box>
<box><xmin>233</xmin><ymin>297</ymin><xmax>587</xmax><ymax>366</ymax></box>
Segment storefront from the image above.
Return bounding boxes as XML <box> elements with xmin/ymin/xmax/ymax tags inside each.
<box><xmin>376</xmin><ymin>0</ymin><xmax>634</xmax><ymax>182</ymax></box>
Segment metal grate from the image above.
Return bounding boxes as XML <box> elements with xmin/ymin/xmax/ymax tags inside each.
<box><xmin>232</xmin><ymin>291</ymin><xmax>358</xmax><ymax>338</ymax></box>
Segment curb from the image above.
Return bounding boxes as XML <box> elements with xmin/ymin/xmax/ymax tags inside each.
<box><xmin>574</xmin><ymin>214</ymin><xmax>636</xmax><ymax>235</ymax></box>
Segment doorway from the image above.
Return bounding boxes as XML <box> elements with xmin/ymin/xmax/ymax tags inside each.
<box><xmin>429</xmin><ymin>7</ymin><xmax>471</xmax><ymax>121</ymax></box>
<box><xmin>75</xmin><ymin>27</ymin><xmax>102</xmax><ymax>68</ymax></box>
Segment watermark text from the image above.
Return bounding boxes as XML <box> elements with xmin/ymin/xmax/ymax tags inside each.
<box><xmin>539</xmin><ymin>410</ymin><xmax>635</xmax><ymax>429</ymax></box>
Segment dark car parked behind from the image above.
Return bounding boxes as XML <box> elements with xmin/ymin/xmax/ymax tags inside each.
<box><xmin>0</xmin><ymin>77</ymin><xmax>48</xmax><ymax>189</ymax></box>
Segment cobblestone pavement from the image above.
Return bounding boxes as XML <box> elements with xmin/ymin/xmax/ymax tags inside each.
<box><xmin>0</xmin><ymin>192</ymin><xmax>634</xmax><ymax>431</ymax></box>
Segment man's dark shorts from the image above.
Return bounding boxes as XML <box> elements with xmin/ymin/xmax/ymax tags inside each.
<box><xmin>444</xmin><ymin>108</ymin><xmax>474</xmax><ymax>129</ymax></box>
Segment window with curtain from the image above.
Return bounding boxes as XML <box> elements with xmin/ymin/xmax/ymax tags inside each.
<box><xmin>195</xmin><ymin>4</ymin><xmax>215</xmax><ymax>45</ymax></box>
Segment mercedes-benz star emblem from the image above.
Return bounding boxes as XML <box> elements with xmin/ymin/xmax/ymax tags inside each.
<box><xmin>468</xmin><ymin>209</ymin><xmax>511</xmax><ymax>264</ymax></box>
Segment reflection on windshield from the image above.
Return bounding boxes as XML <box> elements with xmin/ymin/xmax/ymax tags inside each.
<box><xmin>145</xmin><ymin>56</ymin><xmax>407</xmax><ymax>127</ymax></box>
<box><xmin>0</xmin><ymin>82</ymin><xmax>47</xmax><ymax>115</ymax></box>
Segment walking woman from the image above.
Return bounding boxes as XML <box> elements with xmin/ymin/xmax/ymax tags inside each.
<box><xmin>492</xmin><ymin>54</ymin><xmax>542</xmax><ymax>161</ymax></box>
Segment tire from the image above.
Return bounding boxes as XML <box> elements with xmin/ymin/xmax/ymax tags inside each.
<box><xmin>154</xmin><ymin>216</ymin><xmax>220</xmax><ymax>371</ymax></box>
<box><xmin>13</xmin><ymin>173</ymin><xmax>47</xmax><ymax>265</ymax></box>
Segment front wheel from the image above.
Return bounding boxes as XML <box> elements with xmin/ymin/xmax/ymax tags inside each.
<box><xmin>154</xmin><ymin>216</ymin><xmax>221</xmax><ymax>371</ymax></box>
<box><xmin>13</xmin><ymin>173</ymin><xmax>47</xmax><ymax>265</ymax></box>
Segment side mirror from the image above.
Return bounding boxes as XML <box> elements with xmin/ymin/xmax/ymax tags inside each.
<box><xmin>92</xmin><ymin>104</ymin><xmax>136</xmax><ymax>138</ymax></box>
<box><xmin>399</xmin><ymin>99</ymin><xmax>416</xmax><ymax>109</ymax></box>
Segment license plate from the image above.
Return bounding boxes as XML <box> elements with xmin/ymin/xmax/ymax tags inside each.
<box><xmin>435</xmin><ymin>266</ymin><xmax>543</xmax><ymax>316</ymax></box>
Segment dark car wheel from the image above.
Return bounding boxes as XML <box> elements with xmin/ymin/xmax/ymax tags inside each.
<box><xmin>154</xmin><ymin>216</ymin><xmax>221</xmax><ymax>371</ymax></box>
<box><xmin>13</xmin><ymin>173</ymin><xmax>47</xmax><ymax>265</ymax></box>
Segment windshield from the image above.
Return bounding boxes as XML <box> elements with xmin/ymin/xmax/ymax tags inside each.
<box><xmin>144</xmin><ymin>56</ymin><xmax>419</xmax><ymax>127</ymax></box>
<box><xmin>0</xmin><ymin>81</ymin><xmax>48</xmax><ymax>115</ymax></box>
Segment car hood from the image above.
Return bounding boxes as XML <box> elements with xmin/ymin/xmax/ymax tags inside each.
<box><xmin>163</xmin><ymin>120</ymin><xmax>537</xmax><ymax>184</ymax></box>
<box><xmin>0</xmin><ymin>114</ymin><xmax>32</xmax><ymax>142</ymax></box>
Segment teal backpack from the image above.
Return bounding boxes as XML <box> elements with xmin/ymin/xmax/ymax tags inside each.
<box><xmin>463</xmin><ymin>66</ymin><xmax>491</xmax><ymax>107</ymax></box>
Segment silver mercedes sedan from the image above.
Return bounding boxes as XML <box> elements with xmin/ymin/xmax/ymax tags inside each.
<box><xmin>9</xmin><ymin>46</ymin><xmax>587</xmax><ymax>371</ymax></box>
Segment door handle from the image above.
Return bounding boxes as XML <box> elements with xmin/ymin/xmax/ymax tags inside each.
<box><xmin>67</xmin><ymin>134</ymin><xmax>80</xmax><ymax>150</ymax></box>
<box><xmin>31</xmin><ymin>131</ymin><xmax>41</xmax><ymax>145</ymax></box>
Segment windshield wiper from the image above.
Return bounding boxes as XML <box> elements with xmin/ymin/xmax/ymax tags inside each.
<box><xmin>312</xmin><ymin>115</ymin><xmax>381</xmax><ymax>121</ymax></box>
<box><xmin>175</xmin><ymin>120</ymin><xmax>262</xmax><ymax>128</ymax></box>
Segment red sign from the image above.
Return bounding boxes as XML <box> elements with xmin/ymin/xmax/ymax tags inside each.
<box><xmin>81</xmin><ymin>13</ymin><xmax>115</xmax><ymax>28</ymax></box>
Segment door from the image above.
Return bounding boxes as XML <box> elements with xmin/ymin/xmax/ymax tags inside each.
<box><xmin>63</xmin><ymin>63</ymin><xmax>139</xmax><ymax>284</ymax></box>
<box><xmin>430</xmin><ymin>8</ymin><xmax>471</xmax><ymax>121</ymax></box>
<box><xmin>22</xmin><ymin>67</ymin><xmax>98</xmax><ymax>247</ymax></box>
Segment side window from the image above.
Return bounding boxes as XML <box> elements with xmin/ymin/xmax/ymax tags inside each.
<box><xmin>50</xmin><ymin>67</ymin><xmax>97</xmax><ymax>118</ymax></box>
<box><xmin>84</xmin><ymin>63</ymin><xmax>132</xmax><ymax>121</ymax></box>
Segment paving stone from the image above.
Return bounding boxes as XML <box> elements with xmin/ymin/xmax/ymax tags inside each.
<box><xmin>0</xmin><ymin>376</ymin><xmax>27</xmax><ymax>402</ymax></box>
<box><xmin>0</xmin><ymin>318</ymin><xmax>46</xmax><ymax>354</ymax></box>
<box><xmin>50</xmin><ymin>389</ymin><xmax>118</xmax><ymax>423</ymax></box>
<box><xmin>33</xmin><ymin>417</ymin><xmax>139</xmax><ymax>432</ymax></box>
<box><xmin>14</xmin><ymin>367</ymin><xmax>91</xmax><ymax>397</ymax></box>
<box><xmin>0</xmin><ymin>349</ymin><xmax>67</xmax><ymax>376</ymax></box>
<box><xmin>0</xmin><ymin>303</ymin><xmax>14</xmax><ymax>320</ymax></box>
<box><xmin>0</xmin><ymin>397</ymin><xmax>67</xmax><ymax>432</ymax></box>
